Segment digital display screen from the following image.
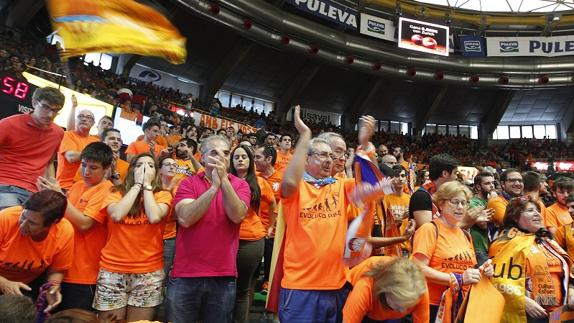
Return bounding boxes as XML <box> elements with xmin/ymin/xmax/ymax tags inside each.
<box><xmin>0</xmin><ymin>72</ymin><xmax>37</xmax><ymax>119</ymax></box>
<box><xmin>398</xmin><ymin>17</ymin><xmax>449</xmax><ymax>56</ymax></box>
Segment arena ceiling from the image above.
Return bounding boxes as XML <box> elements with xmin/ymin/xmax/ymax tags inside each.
<box><xmin>136</xmin><ymin>0</ymin><xmax>574</xmax><ymax>139</ymax></box>
<box><xmin>3</xmin><ymin>0</ymin><xmax>574</xmax><ymax>138</ymax></box>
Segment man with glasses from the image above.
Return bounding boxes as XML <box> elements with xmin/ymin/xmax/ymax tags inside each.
<box><xmin>487</xmin><ymin>168</ymin><xmax>524</xmax><ymax>226</ymax></box>
<box><xmin>277</xmin><ymin>107</ymin><xmax>376</xmax><ymax>322</ymax></box>
<box><xmin>0</xmin><ymin>87</ymin><xmax>65</xmax><ymax>209</ymax></box>
<box><xmin>56</xmin><ymin>108</ymin><xmax>98</xmax><ymax>190</ymax></box>
<box><xmin>317</xmin><ymin>132</ymin><xmax>349</xmax><ymax>179</ymax></box>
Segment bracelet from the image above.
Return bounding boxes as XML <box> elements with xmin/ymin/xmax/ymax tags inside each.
<box><xmin>133</xmin><ymin>183</ymin><xmax>143</xmax><ymax>190</ymax></box>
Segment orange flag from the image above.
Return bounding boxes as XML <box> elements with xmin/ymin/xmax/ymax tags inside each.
<box><xmin>47</xmin><ymin>0</ymin><xmax>187</xmax><ymax>64</ymax></box>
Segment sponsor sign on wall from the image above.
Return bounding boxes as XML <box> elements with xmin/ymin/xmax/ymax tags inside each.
<box><xmin>359</xmin><ymin>13</ymin><xmax>396</xmax><ymax>42</ymax></box>
<box><xmin>460</xmin><ymin>35</ymin><xmax>486</xmax><ymax>57</ymax></box>
<box><xmin>398</xmin><ymin>17</ymin><xmax>449</xmax><ymax>56</ymax></box>
<box><xmin>129</xmin><ymin>64</ymin><xmax>200</xmax><ymax>97</ymax></box>
<box><xmin>486</xmin><ymin>36</ymin><xmax>574</xmax><ymax>57</ymax></box>
<box><xmin>286</xmin><ymin>0</ymin><xmax>358</xmax><ymax>30</ymax></box>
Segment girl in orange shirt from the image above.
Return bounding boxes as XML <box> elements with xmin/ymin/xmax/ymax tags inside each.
<box><xmin>93</xmin><ymin>153</ymin><xmax>172</xmax><ymax>322</ymax></box>
<box><xmin>230</xmin><ymin>144</ymin><xmax>276</xmax><ymax>323</ymax></box>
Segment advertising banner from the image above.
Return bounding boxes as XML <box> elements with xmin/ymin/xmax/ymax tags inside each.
<box><xmin>130</xmin><ymin>64</ymin><xmax>200</xmax><ymax>97</ymax></box>
<box><xmin>460</xmin><ymin>35</ymin><xmax>486</xmax><ymax>57</ymax></box>
<box><xmin>486</xmin><ymin>36</ymin><xmax>574</xmax><ymax>57</ymax></box>
<box><xmin>359</xmin><ymin>13</ymin><xmax>396</xmax><ymax>42</ymax></box>
<box><xmin>398</xmin><ymin>17</ymin><xmax>449</xmax><ymax>56</ymax></box>
<box><xmin>286</xmin><ymin>0</ymin><xmax>358</xmax><ymax>30</ymax></box>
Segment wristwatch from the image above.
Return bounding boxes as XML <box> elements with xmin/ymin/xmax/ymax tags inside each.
<box><xmin>143</xmin><ymin>184</ymin><xmax>153</xmax><ymax>191</ymax></box>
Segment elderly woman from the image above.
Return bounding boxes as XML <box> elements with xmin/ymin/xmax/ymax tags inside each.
<box><xmin>343</xmin><ymin>257</ymin><xmax>429</xmax><ymax>323</ymax></box>
<box><xmin>0</xmin><ymin>190</ymin><xmax>74</xmax><ymax>313</ymax></box>
<box><xmin>412</xmin><ymin>181</ymin><xmax>493</xmax><ymax>322</ymax></box>
<box><xmin>490</xmin><ymin>196</ymin><xmax>574</xmax><ymax>323</ymax></box>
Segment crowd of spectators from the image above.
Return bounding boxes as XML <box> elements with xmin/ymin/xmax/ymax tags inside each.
<box><xmin>2</xmin><ymin>28</ymin><xmax>573</xmax><ymax>171</ymax></box>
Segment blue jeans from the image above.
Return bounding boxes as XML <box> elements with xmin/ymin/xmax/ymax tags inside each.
<box><xmin>279</xmin><ymin>285</ymin><xmax>350</xmax><ymax>323</ymax></box>
<box><xmin>163</xmin><ymin>238</ymin><xmax>176</xmax><ymax>278</ymax></box>
<box><xmin>166</xmin><ymin>276</ymin><xmax>236</xmax><ymax>323</ymax></box>
<box><xmin>0</xmin><ymin>185</ymin><xmax>32</xmax><ymax>210</ymax></box>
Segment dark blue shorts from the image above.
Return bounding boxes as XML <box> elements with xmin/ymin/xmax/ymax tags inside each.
<box><xmin>279</xmin><ymin>285</ymin><xmax>351</xmax><ymax>323</ymax></box>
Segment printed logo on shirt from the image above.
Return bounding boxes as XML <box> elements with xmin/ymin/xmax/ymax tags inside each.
<box><xmin>116</xmin><ymin>214</ymin><xmax>151</xmax><ymax>225</ymax></box>
<box><xmin>300</xmin><ymin>195</ymin><xmax>341</xmax><ymax>219</ymax></box>
<box><xmin>441</xmin><ymin>251</ymin><xmax>475</xmax><ymax>270</ymax></box>
<box><xmin>0</xmin><ymin>259</ymin><xmax>47</xmax><ymax>273</ymax></box>
<box><xmin>175</xmin><ymin>165</ymin><xmax>193</xmax><ymax>176</ymax></box>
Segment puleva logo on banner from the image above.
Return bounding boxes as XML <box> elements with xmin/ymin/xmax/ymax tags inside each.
<box><xmin>499</xmin><ymin>41</ymin><xmax>519</xmax><ymax>53</ymax></box>
<box><xmin>464</xmin><ymin>40</ymin><xmax>481</xmax><ymax>52</ymax></box>
<box><xmin>367</xmin><ymin>19</ymin><xmax>385</xmax><ymax>34</ymax></box>
<box><xmin>290</xmin><ymin>0</ymin><xmax>357</xmax><ymax>29</ymax></box>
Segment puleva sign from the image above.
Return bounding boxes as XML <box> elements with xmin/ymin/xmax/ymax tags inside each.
<box><xmin>487</xmin><ymin>36</ymin><xmax>574</xmax><ymax>57</ymax></box>
<box><xmin>287</xmin><ymin>0</ymin><xmax>358</xmax><ymax>30</ymax></box>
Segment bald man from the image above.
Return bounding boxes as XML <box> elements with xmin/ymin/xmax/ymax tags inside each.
<box><xmin>56</xmin><ymin>109</ymin><xmax>99</xmax><ymax>190</ymax></box>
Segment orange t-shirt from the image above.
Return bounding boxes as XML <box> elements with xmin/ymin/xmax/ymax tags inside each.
<box><xmin>0</xmin><ymin>206</ymin><xmax>74</xmax><ymax>284</ymax></box>
<box><xmin>155</xmin><ymin>135</ymin><xmax>168</xmax><ymax>147</ymax></box>
<box><xmin>258</xmin><ymin>170</ymin><xmax>282</xmax><ymax>203</ymax></box>
<box><xmin>166</xmin><ymin>134</ymin><xmax>182</xmax><ymax>147</ymax></box>
<box><xmin>487</xmin><ymin>195</ymin><xmax>510</xmax><ymax>226</ymax></box>
<box><xmin>382</xmin><ymin>193</ymin><xmax>411</xmax><ymax>255</ymax></box>
<box><xmin>100</xmin><ymin>190</ymin><xmax>172</xmax><ymax>274</ymax></box>
<box><xmin>163</xmin><ymin>179</ymin><xmax>184</xmax><ymax>240</ymax></box>
<box><xmin>274</xmin><ymin>150</ymin><xmax>293</xmax><ymax>173</ymax></box>
<box><xmin>240</xmin><ymin>177</ymin><xmax>274</xmax><ymax>240</ymax></box>
<box><xmin>174</xmin><ymin>159</ymin><xmax>200</xmax><ymax>183</ymax></box>
<box><xmin>412</xmin><ymin>220</ymin><xmax>477</xmax><ymax>305</ymax></box>
<box><xmin>57</xmin><ymin>131</ymin><xmax>99</xmax><ymax>189</ymax></box>
<box><xmin>280</xmin><ymin>178</ymin><xmax>355</xmax><ymax>290</ymax></box>
<box><xmin>527</xmin><ymin>243</ymin><xmax>564</xmax><ymax>311</ymax></box>
<box><xmin>73</xmin><ymin>158</ymin><xmax>129</xmax><ymax>184</ymax></box>
<box><xmin>344</xmin><ymin>256</ymin><xmax>429</xmax><ymax>323</ymax></box>
<box><xmin>546</xmin><ymin>203</ymin><xmax>572</xmax><ymax>231</ymax></box>
<box><xmin>125</xmin><ymin>140</ymin><xmax>165</xmax><ymax>158</ymax></box>
<box><xmin>64</xmin><ymin>180</ymin><xmax>113</xmax><ymax>284</ymax></box>
<box><xmin>257</xmin><ymin>175</ymin><xmax>277</xmax><ymax>230</ymax></box>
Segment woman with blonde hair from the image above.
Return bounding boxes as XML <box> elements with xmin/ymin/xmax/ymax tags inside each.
<box><xmin>343</xmin><ymin>257</ymin><xmax>429</xmax><ymax>323</ymax></box>
<box><xmin>412</xmin><ymin>181</ymin><xmax>493</xmax><ymax>322</ymax></box>
<box><xmin>93</xmin><ymin>153</ymin><xmax>172</xmax><ymax>322</ymax></box>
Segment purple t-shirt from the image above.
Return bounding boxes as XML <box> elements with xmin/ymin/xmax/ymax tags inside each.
<box><xmin>172</xmin><ymin>171</ymin><xmax>250</xmax><ymax>278</ymax></box>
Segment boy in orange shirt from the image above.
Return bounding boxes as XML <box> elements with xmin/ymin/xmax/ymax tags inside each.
<box><xmin>0</xmin><ymin>190</ymin><xmax>74</xmax><ymax>314</ymax></box>
<box><xmin>274</xmin><ymin>134</ymin><xmax>293</xmax><ymax>173</ymax></box>
<box><xmin>37</xmin><ymin>142</ymin><xmax>114</xmax><ymax>311</ymax></box>
<box><xmin>546</xmin><ymin>176</ymin><xmax>574</xmax><ymax>233</ymax></box>
<box><xmin>125</xmin><ymin>119</ymin><xmax>168</xmax><ymax>162</ymax></box>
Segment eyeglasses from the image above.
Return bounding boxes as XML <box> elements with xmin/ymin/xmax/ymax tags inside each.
<box><xmin>447</xmin><ymin>199</ymin><xmax>468</xmax><ymax>207</ymax></box>
<box><xmin>506</xmin><ymin>178</ymin><xmax>523</xmax><ymax>184</ymax></box>
<box><xmin>310</xmin><ymin>152</ymin><xmax>336</xmax><ymax>161</ymax></box>
<box><xmin>77</xmin><ymin>114</ymin><xmax>95</xmax><ymax>121</ymax></box>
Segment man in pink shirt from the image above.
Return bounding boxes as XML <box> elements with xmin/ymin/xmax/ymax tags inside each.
<box><xmin>167</xmin><ymin>135</ymin><xmax>250</xmax><ymax>323</ymax></box>
<box><xmin>0</xmin><ymin>87</ymin><xmax>65</xmax><ymax>209</ymax></box>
